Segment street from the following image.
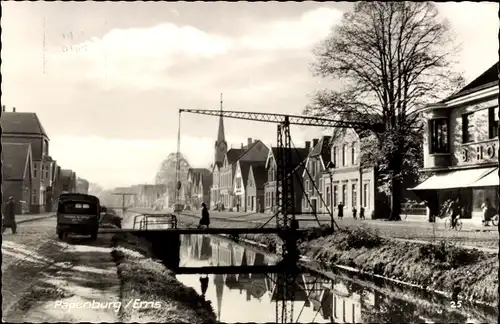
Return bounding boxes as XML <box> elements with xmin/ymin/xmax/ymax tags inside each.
<box><xmin>2</xmin><ymin>217</ymin><xmax>120</xmax><ymax>323</ymax></box>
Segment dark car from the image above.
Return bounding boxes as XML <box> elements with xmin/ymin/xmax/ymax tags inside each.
<box><xmin>99</xmin><ymin>206</ymin><xmax>122</xmax><ymax>229</ymax></box>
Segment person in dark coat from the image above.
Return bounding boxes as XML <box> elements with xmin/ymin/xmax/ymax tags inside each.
<box><xmin>337</xmin><ymin>202</ymin><xmax>344</xmax><ymax>219</ymax></box>
<box><xmin>199</xmin><ymin>202</ymin><xmax>210</xmax><ymax>228</ymax></box>
<box><xmin>359</xmin><ymin>206</ymin><xmax>365</xmax><ymax>220</ymax></box>
<box><xmin>2</xmin><ymin>196</ymin><xmax>17</xmax><ymax>234</ymax></box>
<box><xmin>200</xmin><ymin>274</ymin><xmax>209</xmax><ymax>298</ymax></box>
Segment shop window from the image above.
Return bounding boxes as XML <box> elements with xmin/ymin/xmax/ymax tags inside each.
<box><xmin>462</xmin><ymin>113</ymin><xmax>475</xmax><ymax>143</ymax></box>
<box><xmin>489</xmin><ymin>107</ymin><xmax>499</xmax><ymax>139</ymax></box>
<box><xmin>342</xmin><ymin>184</ymin><xmax>347</xmax><ymax>204</ymax></box>
<box><xmin>32</xmin><ymin>189</ymin><xmax>37</xmax><ymax>204</ymax></box>
<box><xmin>430</xmin><ymin>118</ymin><xmax>449</xmax><ymax>153</ymax></box>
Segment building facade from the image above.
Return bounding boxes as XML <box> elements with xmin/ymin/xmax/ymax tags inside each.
<box><xmin>2</xmin><ymin>143</ymin><xmax>34</xmax><ymax>214</ymax></box>
<box><xmin>187</xmin><ymin>168</ymin><xmax>211</xmax><ymax>209</ymax></box>
<box><xmin>412</xmin><ymin>62</ymin><xmax>499</xmax><ymax>221</ymax></box>
<box><xmin>264</xmin><ymin>145</ymin><xmax>310</xmax><ymax>214</ymax></box>
<box><xmin>246</xmin><ymin>165</ymin><xmax>267</xmax><ymax>213</ymax></box>
<box><xmin>321</xmin><ymin>128</ymin><xmax>377</xmax><ymax>219</ymax></box>
<box><xmin>137</xmin><ymin>184</ymin><xmax>167</xmax><ymax>208</ymax></box>
<box><xmin>1</xmin><ymin>106</ymin><xmax>55</xmax><ymax>213</ymax></box>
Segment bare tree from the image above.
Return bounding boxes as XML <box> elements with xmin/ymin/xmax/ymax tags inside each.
<box><xmin>305</xmin><ymin>2</ymin><xmax>465</xmax><ymax>220</ymax></box>
<box><xmin>155</xmin><ymin>152</ymin><xmax>191</xmax><ymax>206</ymax></box>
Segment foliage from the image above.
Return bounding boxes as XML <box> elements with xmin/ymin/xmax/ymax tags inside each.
<box><xmin>417</xmin><ymin>241</ymin><xmax>483</xmax><ymax>268</ymax></box>
<box><xmin>336</xmin><ymin>227</ymin><xmax>383</xmax><ymax>250</ymax></box>
<box><xmin>155</xmin><ymin>152</ymin><xmax>192</xmax><ymax>206</ymax></box>
<box><xmin>305</xmin><ymin>2</ymin><xmax>465</xmax><ymax>219</ymax></box>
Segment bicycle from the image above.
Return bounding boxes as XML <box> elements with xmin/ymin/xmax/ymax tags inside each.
<box><xmin>491</xmin><ymin>214</ymin><xmax>499</xmax><ymax>227</ymax></box>
<box><xmin>444</xmin><ymin>215</ymin><xmax>462</xmax><ymax>231</ymax></box>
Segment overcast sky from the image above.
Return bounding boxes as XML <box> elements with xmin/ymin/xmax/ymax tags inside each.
<box><xmin>2</xmin><ymin>2</ymin><xmax>498</xmax><ymax>189</ymax></box>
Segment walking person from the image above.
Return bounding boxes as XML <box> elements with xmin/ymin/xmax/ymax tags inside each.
<box><xmin>337</xmin><ymin>202</ymin><xmax>344</xmax><ymax>219</ymax></box>
<box><xmin>481</xmin><ymin>198</ymin><xmax>493</xmax><ymax>226</ymax></box>
<box><xmin>352</xmin><ymin>206</ymin><xmax>357</xmax><ymax>219</ymax></box>
<box><xmin>447</xmin><ymin>197</ymin><xmax>461</xmax><ymax>229</ymax></box>
<box><xmin>199</xmin><ymin>274</ymin><xmax>209</xmax><ymax>299</ymax></box>
<box><xmin>2</xmin><ymin>196</ymin><xmax>18</xmax><ymax>234</ymax></box>
<box><xmin>198</xmin><ymin>202</ymin><xmax>210</xmax><ymax>229</ymax></box>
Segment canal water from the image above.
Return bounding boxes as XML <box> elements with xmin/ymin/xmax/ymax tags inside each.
<box><xmin>176</xmin><ymin>234</ymin><xmax>498</xmax><ymax>324</ymax></box>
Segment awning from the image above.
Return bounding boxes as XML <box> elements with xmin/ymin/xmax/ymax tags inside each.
<box><xmin>411</xmin><ymin>167</ymin><xmax>497</xmax><ymax>190</ymax></box>
<box><xmin>467</xmin><ymin>167</ymin><xmax>499</xmax><ymax>187</ymax></box>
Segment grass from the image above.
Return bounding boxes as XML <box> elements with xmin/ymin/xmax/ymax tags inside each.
<box><xmin>111</xmin><ymin>233</ymin><xmax>217</xmax><ymax>324</ymax></box>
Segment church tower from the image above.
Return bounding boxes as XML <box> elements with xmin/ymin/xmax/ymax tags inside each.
<box><xmin>214</xmin><ymin>93</ymin><xmax>228</xmax><ymax>167</ymax></box>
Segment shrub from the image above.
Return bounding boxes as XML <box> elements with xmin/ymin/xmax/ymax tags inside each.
<box><xmin>336</xmin><ymin>227</ymin><xmax>382</xmax><ymax>250</ymax></box>
<box><xmin>418</xmin><ymin>241</ymin><xmax>483</xmax><ymax>267</ymax></box>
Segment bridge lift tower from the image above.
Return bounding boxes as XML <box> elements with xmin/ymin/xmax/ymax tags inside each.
<box><xmin>178</xmin><ymin>108</ymin><xmax>383</xmax><ymax>323</ymax></box>
<box><xmin>112</xmin><ymin>192</ymin><xmax>137</xmax><ymax>216</ymax></box>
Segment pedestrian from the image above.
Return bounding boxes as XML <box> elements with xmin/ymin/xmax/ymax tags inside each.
<box><xmin>480</xmin><ymin>198</ymin><xmax>492</xmax><ymax>226</ymax></box>
<box><xmin>352</xmin><ymin>206</ymin><xmax>357</xmax><ymax>219</ymax></box>
<box><xmin>2</xmin><ymin>196</ymin><xmax>18</xmax><ymax>234</ymax></box>
<box><xmin>447</xmin><ymin>197</ymin><xmax>461</xmax><ymax>228</ymax></box>
<box><xmin>337</xmin><ymin>202</ymin><xmax>344</xmax><ymax>219</ymax></box>
<box><xmin>198</xmin><ymin>202</ymin><xmax>210</xmax><ymax>229</ymax></box>
<box><xmin>359</xmin><ymin>206</ymin><xmax>365</xmax><ymax>220</ymax></box>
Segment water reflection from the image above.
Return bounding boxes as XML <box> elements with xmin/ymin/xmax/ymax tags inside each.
<box><xmin>176</xmin><ymin>234</ymin><xmax>497</xmax><ymax>324</ymax></box>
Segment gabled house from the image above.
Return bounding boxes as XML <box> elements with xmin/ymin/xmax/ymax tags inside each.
<box><xmin>301</xmin><ymin>136</ymin><xmax>332</xmax><ymax>214</ymax></box>
<box><xmin>322</xmin><ymin>128</ymin><xmax>377</xmax><ymax>218</ymax></box>
<box><xmin>187</xmin><ymin>168</ymin><xmax>212</xmax><ymax>209</ymax></box>
<box><xmin>264</xmin><ymin>144</ymin><xmax>310</xmax><ymax>214</ymax></box>
<box><xmin>1</xmin><ymin>106</ymin><xmax>54</xmax><ymax>213</ymax></box>
<box><xmin>233</xmin><ymin>160</ymin><xmax>267</xmax><ymax>212</ymax></box>
<box><xmin>2</xmin><ymin>143</ymin><xmax>34</xmax><ymax>214</ymax></box>
<box><xmin>245</xmin><ymin>164</ymin><xmax>267</xmax><ymax>213</ymax></box>
<box><xmin>197</xmin><ymin>170</ymin><xmax>213</xmax><ymax>207</ymax></box>
<box><xmin>221</xmin><ymin>139</ymin><xmax>269</xmax><ymax>211</ymax></box>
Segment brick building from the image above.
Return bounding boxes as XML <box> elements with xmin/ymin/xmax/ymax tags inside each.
<box><xmin>1</xmin><ymin>106</ymin><xmax>55</xmax><ymax>213</ymax></box>
<box><xmin>2</xmin><ymin>143</ymin><xmax>34</xmax><ymax>214</ymax></box>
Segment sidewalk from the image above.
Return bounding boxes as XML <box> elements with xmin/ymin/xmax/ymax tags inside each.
<box><xmin>392</xmin><ymin>237</ymin><xmax>498</xmax><ymax>254</ymax></box>
<box><xmin>16</xmin><ymin>213</ymin><xmax>55</xmax><ymax>224</ymax></box>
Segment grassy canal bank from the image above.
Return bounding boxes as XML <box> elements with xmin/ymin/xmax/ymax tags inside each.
<box><xmin>178</xmin><ymin>215</ymin><xmax>499</xmax><ymax>307</ymax></box>
<box><xmin>111</xmin><ymin>232</ymin><xmax>216</xmax><ymax>323</ymax></box>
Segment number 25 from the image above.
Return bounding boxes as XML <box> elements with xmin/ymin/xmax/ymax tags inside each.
<box><xmin>450</xmin><ymin>301</ymin><xmax>462</xmax><ymax>308</ymax></box>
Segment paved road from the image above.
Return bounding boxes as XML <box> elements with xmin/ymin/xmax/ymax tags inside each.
<box><xmin>2</xmin><ymin>217</ymin><xmax>120</xmax><ymax>323</ymax></box>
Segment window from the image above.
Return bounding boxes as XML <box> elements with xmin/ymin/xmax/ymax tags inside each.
<box><xmin>351</xmin><ymin>143</ymin><xmax>357</xmax><ymax>165</ymax></box>
<box><xmin>342</xmin><ymin>145</ymin><xmax>347</xmax><ymax>166</ymax></box>
<box><xmin>342</xmin><ymin>184</ymin><xmax>347</xmax><ymax>204</ymax></box>
<box><xmin>311</xmin><ymin>160</ymin><xmax>316</xmax><ymax>177</ymax></box>
<box><xmin>32</xmin><ymin>189</ymin><xmax>37</xmax><ymax>204</ymax></box>
<box><xmin>33</xmin><ymin>164</ymin><xmax>38</xmax><ymax>178</ymax></box>
<box><xmin>317</xmin><ymin>160</ymin><xmax>322</xmax><ymax>173</ymax></box>
<box><xmin>319</xmin><ymin>179</ymin><xmax>323</xmax><ymax>194</ymax></box>
<box><xmin>363</xmin><ymin>183</ymin><xmax>369</xmax><ymax>207</ymax></box>
<box><xmin>326</xmin><ymin>186</ymin><xmax>331</xmax><ymax>206</ymax></box>
<box><xmin>489</xmin><ymin>107</ymin><xmax>499</xmax><ymax>139</ymax></box>
<box><xmin>333</xmin><ymin>185</ymin><xmax>338</xmax><ymax>206</ymax></box>
<box><xmin>41</xmin><ymin>189</ymin><xmax>46</xmax><ymax>204</ymax></box>
<box><xmin>462</xmin><ymin>113</ymin><xmax>475</xmax><ymax>143</ymax></box>
<box><xmin>332</xmin><ymin>146</ymin><xmax>337</xmax><ymax>167</ymax></box>
<box><xmin>306</xmin><ymin>180</ymin><xmax>310</xmax><ymax>192</ymax></box>
<box><xmin>352</xmin><ymin>184</ymin><xmax>357</xmax><ymax>208</ymax></box>
<box><xmin>430</xmin><ymin>118</ymin><xmax>449</xmax><ymax>153</ymax></box>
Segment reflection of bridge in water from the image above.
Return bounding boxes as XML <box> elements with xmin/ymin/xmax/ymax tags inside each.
<box><xmin>181</xmin><ymin>234</ymin><xmax>377</xmax><ymax>323</ymax></box>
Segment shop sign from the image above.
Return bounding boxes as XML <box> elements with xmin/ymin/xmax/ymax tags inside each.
<box><xmin>461</xmin><ymin>143</ymin><xmax>497</xmax><ymax>163</ymax></box>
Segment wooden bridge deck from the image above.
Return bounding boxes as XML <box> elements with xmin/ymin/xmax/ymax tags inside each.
<box><xmin>98</xmin><ymin>227</ymin><xmax>301</xmax><ymax>235</ymax></box>
<box><xmin>174</xmin><ymin>265</ymin><xmax>281</xmax><ymax>274</ymax></box>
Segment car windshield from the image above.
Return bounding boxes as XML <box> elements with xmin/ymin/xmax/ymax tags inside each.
<box><xmin>58</xmin><ymin>201</ymin><xmax>98</xmax><ymax>214</ymax></box>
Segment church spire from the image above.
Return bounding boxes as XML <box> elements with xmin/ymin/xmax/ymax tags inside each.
<box><xmin>217</xmin><ymin>93</ymin><xmax>225</xmax><ymax>142</ymax></box>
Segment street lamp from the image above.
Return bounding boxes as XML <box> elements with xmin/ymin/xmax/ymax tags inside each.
<box><xmin>326</xmin><ymin>161</ymin><xmax>335</xmax><ymax>230</ymax></box>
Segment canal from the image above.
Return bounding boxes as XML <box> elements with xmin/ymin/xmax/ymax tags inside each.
<box><xmin>175</xmin><ymin>234</ymin><xmax>498</xmax><ymax>324</ymax></box>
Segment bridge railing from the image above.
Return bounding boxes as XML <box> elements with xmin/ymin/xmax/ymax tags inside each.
<box><xmin>133</xmin><ymin>213</ymin><xmax>178</xmax><ymax>230</ymax></box>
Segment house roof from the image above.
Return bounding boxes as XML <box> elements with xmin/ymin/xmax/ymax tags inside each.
<box><xmin>445</xmin><ymin>61</ymin><xmax>498</xmax><ymax>101</ymax></box>
<box><xmin>269</xmin><ymin>147</ymin><xmax>309</xmax><ymax>169</ymax></box>
<box><xmin>226</xmin><ymin>148</ymin><xmax>245</xmax><ymax>164</ymax></box>
<box><xmin>2</xmin><ymin>143</ymin><xmax>32</xmax><ymax>180</ymax></box>
<box><xmin>0</xmin><ymin>112</ymin><xmax>48</xmax><ymax>137</ymax></box>
<box><xmin>238</xmin><ymin>161</ymin><xmax>258</xmax><ymax>188</ymax></box>
<box><xmin>308</xmin><ymin>136</ymin><xmax>332</xmax><ymax>165</ymax></box>
<box><xmin>250</xmin><ymin>165</ymin><xmax>267</xmax><ymax>189</ymax></box>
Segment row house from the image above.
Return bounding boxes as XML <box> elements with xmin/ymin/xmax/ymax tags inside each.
<box><xmin>2</xmin><ymin>143</ymin><xmax>34</xmax><ymax>214</ymax></box>
<box><xmin>187</xmin><ymin>168</ymin><xmax>212</xmax><ymax>208</ymax></box>
<box><xmin>1</xmin><ymin>106</ymin><xmax>55</xmax><ymax>213</ymax></box>
<box><xmin>264</xmin><ymin>144</ymin><xmax>310</xmax><ymax>214</ymax></box>
<box><xmin>302</xmin><ymin>136</ymin><xmax>333</xmax><ymax>214</ymax></box>
<box><xmin>412</xmin><ymin>62</ymin><xmax>499</xmax><ymax>222</ymax></box>
<box><xmin>321</xmin><ymin>129</ymin><xmax>377</xmax><ymax>218</ymax></box>
<box><xmin>245</xmin><ymin>164</ymin><xmax>267</xmax><ymax>213</ymax></box>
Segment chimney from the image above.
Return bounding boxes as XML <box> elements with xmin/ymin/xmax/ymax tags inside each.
<box><xmin>313</xmin><ymin>138</ymin><xmax>319</xmax><ymax>147</ymax></box>
<box><xmin>241</xmin><ymin>143</ymin><xmax>244</xmax><ymax>149</ymax></box>
<box><xmin>12</xmin><ymin>107</ymin><xmax>16</xmax><ymax>112</ymax></box>
<box><xmin>305</xmin><ymin>141</ymin><xmax>311</xmax><ymax>150</ymax></box>
<box><xmin>247</xmin><ymin>138</ymin><xmax>252</xmax><ymax>147</ymax></box>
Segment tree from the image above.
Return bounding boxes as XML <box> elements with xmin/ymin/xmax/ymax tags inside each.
<box><xmin>305</xmin><ymin>2</ymin><xmax>465</xmax><ymax>220</ymax></box>
<box><xmin>155</xmin><ymin>152</ymin><xmax>191</xmax><ymax>206</ymax></box>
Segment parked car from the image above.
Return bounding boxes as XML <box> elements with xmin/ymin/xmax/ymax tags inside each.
<box><xmin>99</xmin><ymin>206</ymin><xmax>122</xmax><ymax>229</ymax></box>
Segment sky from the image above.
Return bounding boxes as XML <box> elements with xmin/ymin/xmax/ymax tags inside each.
<box><xmin>2</xmin><ymin>2</ymin><xmax>498</xmax><ymax>189</ymax></box>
